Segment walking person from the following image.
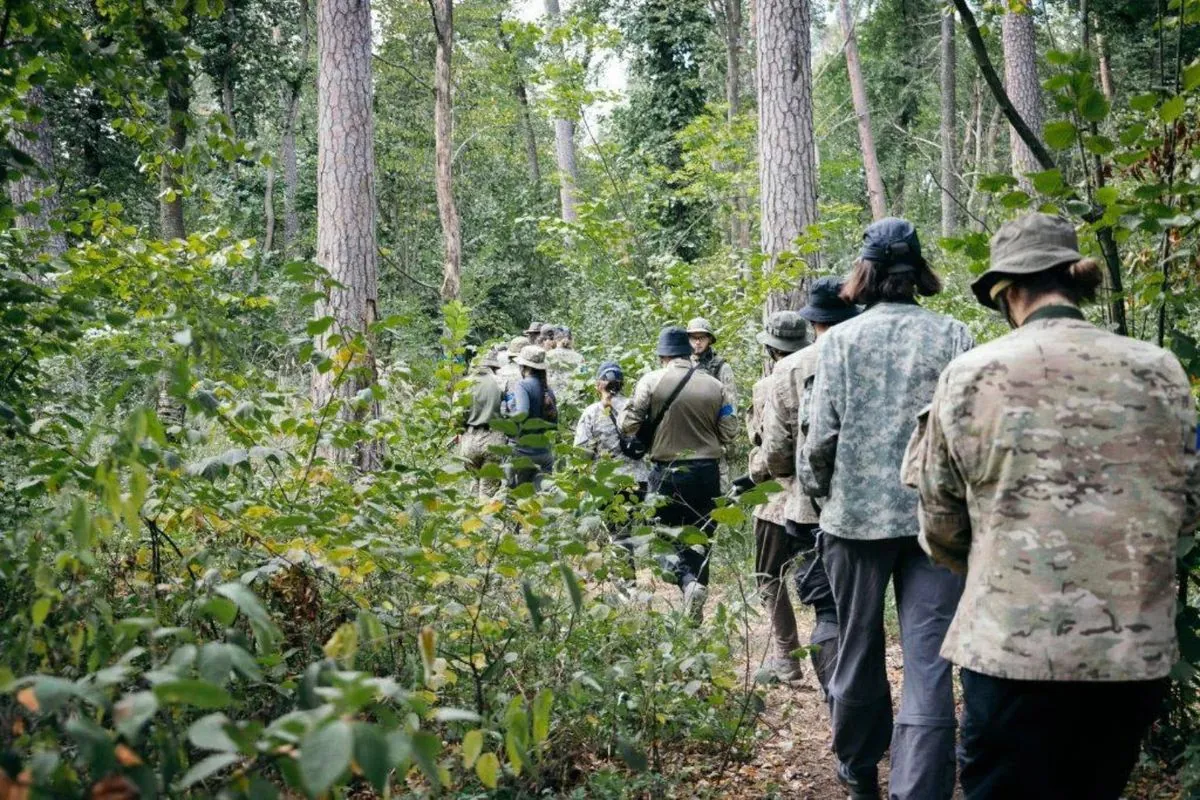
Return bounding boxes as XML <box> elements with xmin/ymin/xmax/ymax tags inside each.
<box><xmin>574</xmin><ymin>362</ymin><xmax>649</xmax><ymax>579</ymax></box>
<box><xmin>746</xmin><ymin>311</ymin><xmax>811</xmax><ymax>681</ymax></box>
<box><xmin>507</xmin><ymin>345</ymin><xmax>558</xmax><ymax>489</ymax></box>
<box><xmin>687</xmin><ymin>317</ymin><xmax>738</xmax><ymax>488</ymax></box>
<box><xmin>620</xmin><ymin>326</ymin><xmax>738</xmax><ymax>620</ymax></box>
<box><xmin>798</xmin><ymin>218</ymin><xmax>973</xmax><ymax>800</ymax></box>
<box><xmin>905</xmin><ymin>213</ymin><xmax>1200</xmax><ymax>800</ymax></box>
<box><xmin>498</xmin><ymin>335</ymin><xmax>530</xmax><ymax>416</ymax></box>
<box><xmin>459</xmin><ymin>349</ymin><xmax>507</xmax><ymax>498</ymax></box>
<box><xmin>760</xmin><ymin>277</ymin><xmax>859</xmax><ymax>694</ymax></box>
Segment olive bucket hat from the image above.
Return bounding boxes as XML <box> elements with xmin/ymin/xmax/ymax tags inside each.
<box><xmin>476</xmin><ymin>350</ymin><xmax>502</xmax><ymax>370</ymax></box>
<box><xmin>508</xmin><ymin>335</ymin><xmax>531</xmax><ymax>357</ymax></box>
<box><xmin>515</xmin><ymin>345</ymin><xmax>548</xmax><ymax>370</ymax></box>
<box><xmin>524</xmin><ymin>321</ymin><xmax>543</xmax><ymax>336</ymax></box>
<box><xmin>686</xmin><ymin>317</ymin><xmax>717</xmax><ymax>341</ymax></box>
<box><xmin>757</xmin><ymin>310</ymin><xmax>810</xmax><ymax>352</ymax></box>
<box><xmin>970</xmin><ymin>213</ymin><xmax>1084</xmax><ymax>309</ymax></box>
<box><xmin>799</xmin><ymin>276</ymin><xmax>860</xmax><ymax>324</ymax></box>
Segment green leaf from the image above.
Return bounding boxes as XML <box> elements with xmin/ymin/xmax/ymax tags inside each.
<box><xmin>410</xmin><ymin>731</ymin><xmax>442</xmax><ymax>788</ymax></box>
<box><xmin>521</xmin><ymin>581</ymin><xmax>543</xmax><ymax>632</ymax></box>
<box><xmin>475</xmin><ymin>751</ymin><xmax>500</xmax><ymax>788</ymax></box>
<box><xmin>1160</xmin><ymin>94</ymin><xmax>1186</xmax><ymax>123</ymax></box>
<box><xmin>999</xmin><ymin>191</ymin><xmax>1032</xmax><ymax>209</ymax></box>
<box><xmin>114</xmin><ymin>691</ymin><xmax>159</xmax><ymax>740</ymax></box>
<box><xmin>1096</xmin><ymin>186</ymin><xmax>1119</xmax><ymax>206</ymax></box>
<box><xmin>300</xmin><ymin>720</ymin><xmax>353</xmax><ymax>797</ymax></box>
<box><xmin>709</xmin><ymin>505</ymin><xmax>745</xmax><ymax>526</ymax></box>
<box><xmin>353</xmin><ymin>723</ymin><xmax>391</xmax><ymax>793</ymax></box>
<box><xmin>1043</xmin><ymin>120</ymin><xmax>1078</xmax><ymax>150</ymax></box>
<box><xmin>153</xmin><ymin>679</ymin><xmax>232</xmax><ymax>710</ymax></box>
<box><xmin>462</xmin><ymin>730</ymin><xmax>483</xmax><ymax>769</ymax></box>
<box><xmin>70</xmin><ymin>497</ymin><xmax>92</xmax><ymax>549</ymax></box>
<box><xmin>1078</xmin><ymin>90</ymin><xmax>1110</xmax><ymax>122</ymax></box>
<box><xmin>504</xmin><ymin>697</ymin><xmax>529</xmax><ymax>776</ymax></box>
<box><xmin>30</xmin><ymin>597</ymin><xmax>51</xmax><ymax>628</ymax></box>
<box><xmin>558</xmin><ymin>562</ymin><xmax>583</xmax><ymax>611</ymax></box>
<box><xmin>1130</xmin><ymin>92</ymin><xmax>1159</xmax><ymax>111</ymax></box>
<box><xmin>532</xmin><ymin>689</ymin><xmax>553</xmax><ymax>745</ymax></box>
<box><xmin>1029</xmin><ymin>170</ymin><xmax>1063</xmax><ymax>194</ymax></box>
<box><xmin>188</xmin><ymin>713</ymin><xmax>240</xmax><ymax>752</ymax></box>
<box><xmin>1083</xmin><ymin>135</ymin><xmax>1114</xmax><ymax>155</ymax></box>
<box><xmin>214</xmin><ymin>582</ymin><xmax>281</xmax><ymax>649</ymax></box>
<box><xmin>177</xmin><ymin>752</ymin><xmax>240</xmax><ymax>789</ymax></box>
<box><xmin>1184</xmin><ymin>61</ymin><xmax>1200</xmax><ymax>92</ymax></box>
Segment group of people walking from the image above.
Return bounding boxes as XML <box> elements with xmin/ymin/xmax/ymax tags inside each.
<box><xmin>459</xmin><ymin>212</ymin><xmax>1200</xmax><ymax>800</ymax></box>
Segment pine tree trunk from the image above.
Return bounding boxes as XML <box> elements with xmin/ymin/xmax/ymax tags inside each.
<box><xmin>431</xmin><ymin>0</ymin><xmax>462</xmax><ymax>303</ymax></box>
<box><xmin>1097</xmin><ymin>33</ymin><xmax>1115</xmax><ymax>100</ymax></box>
<box><xmin>8</xmin><ymin>87</ymin><xmax>67</xmax><ymax>258</ymax></box>
<box><xmin>976</xmin><ymin>102</ymin><xmax>1003</xmax><ymax>226</ymax></box>
<box><xmin>1002</xmin><ymin>7</ymin><xmax>1042</xmax><ymax>191</ymax></box>
<box><xmin>836</xmin><ymin>0</ymin><xmax>886</xmax><ymax>220</ymax></box>
<box><xmin>281</xmin><ymin>0</ymin><xmax>310</xmax><ymax>256</ymax></box>
<box><xmin>757</xmin><ymin>0</ymin><xmax>818</xmax><ymax>313</ymax></box>
<box><xmin>544</xmin><ymin>0</ymin><xmax>579</xmax><ymax>223</ymax></box>
<box><xmin>715</xmin><ymin>0</ymin><xmax>752</xmax><ymax>249</ymax></box>
<box><xmin>160</xmin><ymin>78</ymin><xmax>188</xmax><ymax>240</ymax></box>
<box><xmin>314</xmin><ymin>0</ymin><xmax>382</xmax><ymax>469</ymax></box>
<box><xmin>940</xmin><ymin>7</ymin><xmax>958</xmax><ymax>236</ymax></box>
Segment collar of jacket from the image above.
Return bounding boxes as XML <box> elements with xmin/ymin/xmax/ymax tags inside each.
<box><xmin>1022</xmin><ymin>304</ymin><xmax>1086</xmax><ymax>325</ymax></box>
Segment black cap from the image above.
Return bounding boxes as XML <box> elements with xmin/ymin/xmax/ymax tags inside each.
<box><xmin>860</xmin><ymin>217</ymin><xmax>926</xmax><ymax>274</ymax></box>
<box><xmin>799</xmin><ymin>277</ymin><xmax>860</xmax><ymax>324</ymax></box>
<box><xmin>656</xmin><ymin>326</ymin><xmax>692</xmax><ymax>358</ymax></box>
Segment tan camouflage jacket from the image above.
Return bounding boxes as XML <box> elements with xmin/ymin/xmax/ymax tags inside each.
<box><xmin>761</xmin><ymin>344</ymin><xmax>821</xmax><ymax>525</ymax></box>
<box><xmin>747</xmin><ymin>375</ymin><xmax>790</xmax><ymax>525</ymax></box>
<box><xmin>906</xmin><ymin>306</ymin><xmax>1200</xmax><ymax>681</ymax></box>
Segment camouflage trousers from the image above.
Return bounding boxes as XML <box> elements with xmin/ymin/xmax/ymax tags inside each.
<box><xmin>459</xmin><ymin>426</ymin><xmax>506</xmax><ymax>498</ymax></box>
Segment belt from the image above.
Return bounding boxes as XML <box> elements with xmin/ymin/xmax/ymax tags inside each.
<box><xmin>650</xmin><ymin>458</ymin><xmax>719</xmax><ymax>468</ymax></box>
<box><xmin>467</xmin><ymin>423</ymin><xmax>492</xmax><ymax>430</ymax></box>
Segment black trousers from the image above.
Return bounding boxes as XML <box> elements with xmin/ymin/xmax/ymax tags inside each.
<box><xmin>649</xmin><ymin>459</ymin><xmax>719</xmax><ymax>588</ymax></box>
<box><xmin>782</xmin><ymin>521</ymin><xmax>838</xmax><ymax>630</ymax></box>
<box><xmin>960</xmin><ymin>669</ymin><xmax>1167</xmax><ymax>800</ymax></box>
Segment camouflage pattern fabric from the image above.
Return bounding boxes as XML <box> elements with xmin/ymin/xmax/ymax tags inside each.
<box><xmin>573</xmin><ymin>395</ymin><xmax>651</xmax><ymax>484</ymax></box>
<box><xmin>905</xmin><ymin>309</ymin><xmax>1200</xmax><ymax>681</ymax></box>
<box><xmin>459</xmin><ymin>426</ymin><xmax>507</xmax><ymax>498</ymax></box>
<box><xmin>496</xmin><ymin>361</ymin><xmax>523</xmax><ymax>416</ymax></box>
<box><xmin>798</xmin><ymin>302</ymin><xmax>973</xmax><ymax>540</ymax></box>
<box><xmin>545</xmin><ymin>347</ymin><xmax>586</xmax><ymax>406</ymax></box>
<box><xmin>761</xmin><ymin>343</ymin><xmax>821</xmax><ymax>525</ymax></box>
<box><xmin>748</xmin><ymin>374</ymin><xmax>790</xmax><ymax>525</ymax></box>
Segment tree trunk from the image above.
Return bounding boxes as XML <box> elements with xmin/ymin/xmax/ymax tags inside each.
<box><xmin>8</xmin><ymin>87</ymin><xmax>67</xmax><ymax>258</ymax></box>
<box><xmin>280</xmin><ymin>0</ymin><xmax>311</xmax><ymax>256</ymax></box>
<box><xmin>544</xmin><ymin>0</ymin><xmax>579</xmax><ymax>223</ymax></box>
<box><xmin>757</xmin><ymin>0</ymin><xmax>818</xmax><ymax>313</ymax></box>
<box><xmin>836</xmin><ymin>0</ymin><xmax>886</xmax><ymax>220</ymax></box>
<box><xmin>496</xmin><ymin>20</ymin><xmax>541</xmax><ymax>189</ymax></box>
<box><xmin>1001</xmin><ymin>6</ymin><xmax>1042</xmax><ymax>191</ymax></box>
<box><xmin>160</xmin><ymin>77</ymin><xmax>188</xmax><ymax>241</ymax></box>
<box><xmin>431</xmin><ymin>0</ymin><xmax>462</xmax><ymax>303</ymax></box>
<box><xmin>714</xmin><ymin>0</ymin><xmax>752</xmax><ymax>249</ymax></box>
<box><xmin>314</xmin><ymin>0</ymin><xmax>382</xmax><ymax>469</ymax></box>
<box><xmin>940</xmin><ymin>7</ymin><xmax>958</xmax><ymax>236</ymax></box>
<box><xmin>1097</xmin><ymin>33</ymin><xmax>1115</xmax><ymax>101</ymax></box>
<box><xmin>262</xmin><ymin>156</ymin><xmax>276</xmax><ymax>255</ymax></box>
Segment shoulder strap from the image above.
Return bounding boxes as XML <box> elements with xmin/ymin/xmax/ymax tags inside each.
<box><xmin>651</xmin><ymin>366</ymin><xmax>697</xmax><ymax>430</ymax></box>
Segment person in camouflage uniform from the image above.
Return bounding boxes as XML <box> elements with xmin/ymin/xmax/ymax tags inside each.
<box><xmin>798</xmin><ymin>218</ymin><xmax>972</xmax><ymax>800</ymax></box>
<box><xmin>498</xmin><ymin>335</ymin><xmax>530</xmax><ymax>416</ymax></box>
<box><xmin>904</xmin><ymin>213</ymin><xmax>1200</xmax><ymax>800</ymax></box>
<box><xmin>760</xmin><ymin>277</ymin><xmax>859</xmax><ymax>694</ymax></box>
<box><xmin>458</xmin><ymin>350</ymin><xmax>506</xmax><ymax>498</ymax></box>
<box><xmin>746</xmin><ymin>311</ymin><xmax>811</xmax><ymax>681</ymax></box>
<box><xmin>546</xmin><ymin>326</ymin><xmax>585</xmax><ymax>401</ymax></box>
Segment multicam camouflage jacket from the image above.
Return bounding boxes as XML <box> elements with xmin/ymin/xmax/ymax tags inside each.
<box><xmin>573</xmin><ymin>395</ymin><xmax>651</xmax><ymax>484</ymax></box>
<box><xmin>798</xmin><ymin>302</ymin><xmax>973</xmax><ymax>540</ymax></box>
<box><xmin>761</xmin><ymin>343</ymin><xmax>820</xmax><ymax>525</ymax></box>
<box><xmin>905</xmin><ymin>306</ymin><xmax>1200</xmax><ymax>681</ymax></box>
<box><xmin>747</xmin><ymin>374</ymin><xmax>790</xmax><ymax>526</ymax></box>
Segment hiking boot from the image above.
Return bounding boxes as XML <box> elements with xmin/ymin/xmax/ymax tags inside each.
<box><xmin>764</xmin><ymin>656</ymin><xmax>804</xmax><ymax>682</ymax></box>
<box><xmin>836</xmin><ymin>763</ymin><xmax>881</xmax><ymax>800</ymax></box>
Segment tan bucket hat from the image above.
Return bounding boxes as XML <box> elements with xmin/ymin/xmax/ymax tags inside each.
<box><xmin>686</xmin><ymin>317</ymin><xmax>716</xmax><ymax>341</ymax></box>
<box><xmin>515</xmin><ymin>345</ymin><xmax>548</xmax><ymax>370</ymax></box>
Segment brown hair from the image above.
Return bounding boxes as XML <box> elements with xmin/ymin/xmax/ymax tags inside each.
<box><xmin>1010</xmin><ymin>259</ymin><xmax>1103</xmax><ymax>305</ymax></box>
<box><xmin>840</xmin><ymin>259</ymin><xmax>943</xmax><ymax>305</ymax></box>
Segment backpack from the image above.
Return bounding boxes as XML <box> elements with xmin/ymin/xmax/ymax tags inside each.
<box><xmin>608</xmin><ymin>406</ymin><xmax>647</xmax><ymax>461</ymax></box>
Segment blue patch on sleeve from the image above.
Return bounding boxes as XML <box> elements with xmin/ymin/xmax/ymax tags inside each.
<box><xmin>718</xmin><ymin>404</ymin><xmax>734</xmax><ymax>418</ymax></box>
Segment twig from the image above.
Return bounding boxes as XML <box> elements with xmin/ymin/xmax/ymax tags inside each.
<box><xmin>925</xmin><ymin>170</ymin><xmax>992</xmax><ymax>234</ymax></box>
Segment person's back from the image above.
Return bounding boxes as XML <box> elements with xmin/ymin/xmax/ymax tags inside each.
<box><xmin>644</xmin><ymin>360</ymin><xmax>730</xmax><ymax>462</ymax></box>
<box><xmin>802</xmin><ymin>301</ymin><xmax>972</xmax><ymax>539</ymax></box>
<box><xmin>929</xmin><ymin>316</ymin><xmax>1193</xmax><ymax>680</ymax></box>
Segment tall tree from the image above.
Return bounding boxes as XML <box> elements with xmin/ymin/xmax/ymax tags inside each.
<box><xmin>1001</xmin><ymin>3</ymin><xmax>1042</xmax><ymax>191</ymax></box>
<box><xmin>836</xmin><ymin>0</ymin><xmax>887</xmax><ymax>220</ymax></box>
<box><xmin>159</xmin><ymin>55</ymin><xmax>190</xmax><ymax>240</ymax></box>
<box><xmin>757</xmin><ymin>0</ymin><xmax>818</xmax><ymax>312</ymax></box>
<box><xmin>430</xmin><ymin>0</ymin><xmax>462</xmax><ymax>302</ymax></box>
<box><xmin>544</xmin><ymin>0</ymin><xmax>579</xmax><ymax>223</ymax></box>
<box><xmin>940</xmin><ymin>6</ymin><xmax>958</xmax><ymax>236</ymax></box>
<box><xmin>712</xmin><ymin>0</ymin><xmax>751</xmax><ymax>249</ymax></box>
<box><xmin>497</xmin><ymin>20</ymin><xmax>541</xmax><ymax>189</ymax></box>
<box><xmin>314</xmin><ymin>0</ymin><xmax>382</xmax><ymax>468</ymax></box>
<box><xmin>8</xmin><ymin>87</ymin><xmax>67</xmax><ymax>257</ymax></box>
<box><xmin>280</xmin><ymin>0</ymin><xmax>312</xmax><ymax>256</ymax></box>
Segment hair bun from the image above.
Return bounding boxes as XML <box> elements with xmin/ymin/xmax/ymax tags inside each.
<box><xmin>1066</xmin><ymin>258</ymin><xmax>1103</xmax><ymax>293</ymax></box>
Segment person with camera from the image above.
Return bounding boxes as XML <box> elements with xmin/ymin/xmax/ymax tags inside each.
<box><xmin>574</xmin><ymin>362</ymin><xmax>650</xmax><ymax>579</ymax></box>
<box><xmin>619</xmin><ymin>326</ymin><xmax>738</xmax><ymax>621</ymax></box>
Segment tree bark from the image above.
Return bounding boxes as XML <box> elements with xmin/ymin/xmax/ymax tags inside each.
<box><xmin>280</xmin><ymin>0</ymin><xmax>311</xmax><ymax>256</ymax></box>
<box><xmin>544</xmin><ymin>0</ymin><xmax>579</xmax><ymax>223</ymax></box>
<box><xmin>836</xmin><ymin>0</ymin><xmax>886</xmax><ymax>220</ymax></box>
<box><xmin>314</xmin><ymin>0</ymin><xmax>382</xmax><ymax>469</ymax></box>
<box><xmin>1001</xmin><ymin>5</ymin><xmax>1042</xmax><ymax>191</ymax></box>
<box><xmin>713</xmin><ymin>0</ymin><xmax>752</xmax><ymax>249</ymax></box>
<box><xmin>940</xmin><ymin>7</ymin><xmax>958</xmax><ymax>236</ymax></box>
<box><xmin>757</xmin><ymin>0</ymin><xmax>818</xmax><ymax>313</ymax></box>
<box><xmin>1096</xmin><ymin>33</ymin><xmax>1115</xmax><ymax>101</ymax></box>
<box><xmin>160</xmin><ymin>77</ymin><xmax>188</xmax><ymax>241</ymax></box>
<box><xmin>430</xmin><ymin>0</ymin><xmax>462</xmax><ymax>303</ymax></box>
<box><xmin>496</xmin><ymin>20</ymin><xmax>541</xmax><ymax>189</ymax></box>
<box><xmin>8</xmin><ymin>87</ymin><xmax>67</xmax><ymax>257</ymax></box>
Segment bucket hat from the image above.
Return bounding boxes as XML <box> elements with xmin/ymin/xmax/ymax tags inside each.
<box><xmin>756</xmin><ymin>310</ymin><xmax>810</xmax><ymax>352</ymax></box>
<box><xmin>657</xmin><ymin>326</ymin><xmax>693</xmax><ymax>358</ymax></box>
<box><xmin>861</xmin><ymin>217</ymin><xmax>927</xmax><ymax>274</ymax></box>
<box><xmin>476</xmin><ymin>350</ymin><xmax>502</xmax><ymax>370</ymax></box>
<box><xmin>971</xmin><ymin>213</ymin><xmax>1084</xmax><ymax>309</ymax></box>
<box><xmin>507</xmin><ymin>335</ymin><xmax>531</xmax><ymax>357</ymax></box>
<box><xmin>515</xmin><ymin>345</ymin><xmax>548</xmax><ymax>370</ymax></box>
<box><xmin>686</xmin><ymin>317</ymin><xmax>716</xmax><ymax>340</ymax></box>
<box><xmin>799</xmin><ymin>276</ymin><xmax>860</xmax><ymax>324</ymax></box>
<box><xmin>524</xmin><ymin>321</ymin><xmax>543</xmax><ymax>336</ymax></box>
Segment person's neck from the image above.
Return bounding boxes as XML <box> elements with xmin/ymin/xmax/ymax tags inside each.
<box><xmin>1013</xmin><ymin>292</ymin><xmax>1075</xmax><ymax>327</ymax></box>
